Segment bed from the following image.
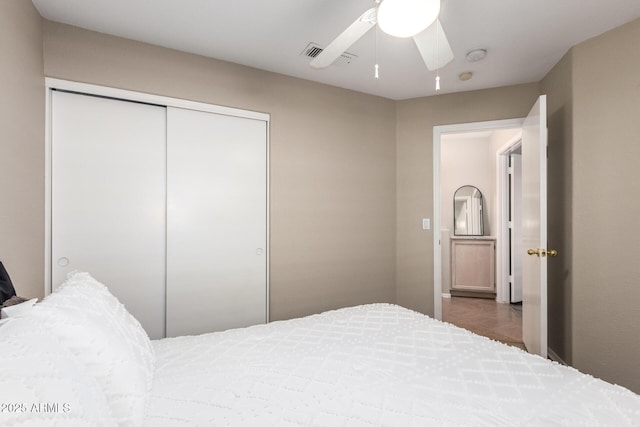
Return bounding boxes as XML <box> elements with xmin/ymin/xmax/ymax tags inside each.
<box><xmin>1</xmin><ymin>272</ymin><xmax>639</xmax><ymax>426</ymax></box>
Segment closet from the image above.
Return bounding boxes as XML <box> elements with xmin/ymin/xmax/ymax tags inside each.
<box><xmin>50</xmin><ymin>88</ymin><xmax>268</xmax><ymax>339</ymax></box>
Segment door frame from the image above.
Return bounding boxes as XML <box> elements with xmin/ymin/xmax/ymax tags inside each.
<box><xmin>496</xmin><ymin>136</ymin><xmax>524</xmax><ymax>304</ymax></box>
<box><xmin>44</xmin><ymin>78</ymin><xmax>271</xmax><ymax>322</ymax></box>
<box><xmin>433</xmin><ymin>118</ymin><xmax>524</xmax><ymax>320</ymax></box>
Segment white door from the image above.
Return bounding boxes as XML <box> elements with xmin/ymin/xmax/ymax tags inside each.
<box><xmin>51</xmin><ymin>91</ymin><xmax>167</xmax><ymax>339</ymax></box>
<box><xmin>166</xmin><ymin>107</ymin><xmax>267</xmax><ymax>337</ymax></box>
<box><xmin>521</xmin><ymin>95</ymin><xmax>548</xmax><ymax>358</ymax></box>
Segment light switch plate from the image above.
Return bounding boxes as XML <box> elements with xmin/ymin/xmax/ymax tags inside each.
<box><xmin>422</xmin><ymin>218</ymin><xmax>430</xmax><ymax>230</ymax></box>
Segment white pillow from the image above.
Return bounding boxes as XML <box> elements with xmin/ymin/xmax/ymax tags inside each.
<box><xmin>30</xmin><ymin>272</ymin><xmax>154</xmax><ymax>426</ymax></box>
<box><xmin>0</xmin><ymin>315</ymin><xmax>116</xmax><ymax>426</ymax></box>
<box><xmin>0</xmin><ymin>297</ymin><xmax>38</xmax><ymax>319</ymax></box>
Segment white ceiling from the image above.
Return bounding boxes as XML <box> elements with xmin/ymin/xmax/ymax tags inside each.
<box><xmin>32</xmin><ymin>0</ymin><xmax>640</xmax><ymax>100</ymax></box>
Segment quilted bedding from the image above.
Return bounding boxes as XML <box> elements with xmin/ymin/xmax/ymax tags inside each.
<box><xmin>146</xmin><ymin>304</ymin><xmax>640</xmax><ymax>426</ymax></box>
<box><xmin>2</xmin><ymin>274</ymin><xmax>639</xmax><ymax>426</ymax></box>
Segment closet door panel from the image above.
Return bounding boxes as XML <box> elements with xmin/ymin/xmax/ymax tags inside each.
<box><xmin>167</xmin><ymin>107</ymin><xmax>267</xmax><ymax>337</ymax></box>
<box><xmin>51</xmin><ymin>91</ymin><xmax>167</xmax><ymax>339</ymax></box>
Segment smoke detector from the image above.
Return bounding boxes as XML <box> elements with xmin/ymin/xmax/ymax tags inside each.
<box><xmin>459</xmin><ymin>71</ymin><xmax>473</xmax><ymax>81</ymax></box>
<box><xmin>466</xmin><ymin>48</ymin><xmax>487</xmax><ymax>62</ymax></box>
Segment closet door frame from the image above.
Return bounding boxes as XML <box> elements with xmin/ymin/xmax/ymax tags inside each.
<box><xmin>44</xmin><ymin>78</ymin><xmax>270</xmax><ymax>323</ymax></box>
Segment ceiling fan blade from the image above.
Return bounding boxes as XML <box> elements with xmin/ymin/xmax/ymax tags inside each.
<box><xmin>413</xmin><ymin>19</ymin><xmax>454</xmax><ymax>71</ymax></box>
<box><xmin>310</xmin><ymin>7</ymin><xmax>377</xmax><ymax>69</ymax></box>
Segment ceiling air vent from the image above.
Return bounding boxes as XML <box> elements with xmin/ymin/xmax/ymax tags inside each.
<box><xmin>301</xmin><ymin>42</ymin><xmax>357</xmax><ymax>66</ymax></box>
<box><xmin>303</xmin><ymin>43</ymin><xmax>324</xmax><ymax>58</ymax></box>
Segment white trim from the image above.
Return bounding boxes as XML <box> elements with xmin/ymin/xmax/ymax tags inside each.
<box><xmin>44</xmin><ymin>86</ymin><xmax>53</xmax><ymax>296</ymax></box>
<box><xmin>548</xmin><ymin>348</ymin><xmax>568</xmax><ymax>365</ymax></box>
<box><xmin>496</xmin><ymin>154</ymin><xmax>509</xmax><ymax>303</ymax></box>
<box><xmin>495</xmin><ymin>136</ymin><xmax>523</xmax><ymax>303</ymax></box>
<box><xmin>433</xmin><ymin>128</ymin><xmax>442</xmax><ymax>320</ymax></box>
<box><xmin>265</xmin><ymin>119</ymin><xmax>271</xmax><ymax>323</ymax></box>
<box><xmin>45</xmin><ymin>78</ymin><xmax>270</xmax><ymax>122</ymax></box>
<box><xmin>433</xmin><ymin>118</ymin><xmax>524</xmax><ymax>320</ymax></box>
<box><xmin>441</xmin><ymin>293</ymin><xmax>451</xmax><ymax>299</ymax></box>
<box><xmin>44</xmin><ymin>79</ymin><xmax>271</xmax><ymax>326</ymax></box>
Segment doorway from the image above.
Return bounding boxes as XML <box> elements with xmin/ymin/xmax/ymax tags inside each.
<box><xmin>433</xmin><ymin>119</ymin><xmax>524</xmax><ymax>345</ymax></box>
<box><xmin>434</xmin><ymin>96</ymin><xmax>549</xmax><ymax>357</ymax></box>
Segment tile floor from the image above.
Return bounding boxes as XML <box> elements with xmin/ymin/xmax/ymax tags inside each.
<box><xmin>442</xmin><ymin>296</ymin><xmax>526</xmax><ymax>350</ymax></box>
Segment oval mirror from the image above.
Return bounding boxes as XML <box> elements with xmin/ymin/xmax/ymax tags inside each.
<box><xmin>453</xmin><ymin>185</ymin><xmax>484</xmax><ymax>236</ymax></box>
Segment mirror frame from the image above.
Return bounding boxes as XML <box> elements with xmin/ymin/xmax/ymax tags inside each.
<box><xmin>453</xmin><ymin>185</ymin><xmax>484</xmax><ymax>236</ymax></box>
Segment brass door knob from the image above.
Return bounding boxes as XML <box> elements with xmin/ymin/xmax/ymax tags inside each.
<box><xmin>527</xmin><ymin>248</ymin><xmax>558</xmax><ymax>257</ymax></box>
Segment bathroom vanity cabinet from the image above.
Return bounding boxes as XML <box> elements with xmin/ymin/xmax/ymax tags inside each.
<box><xmin>451</xmin><ymin>237</ymin><xmax>496</xmax><ymax>294</ymax></box>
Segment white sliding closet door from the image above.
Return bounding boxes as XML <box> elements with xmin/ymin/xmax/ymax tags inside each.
<box><xmin>166</xmin><ymin>107</ymin><xmax>267</xmax><ymax>337</ymax></box>
<box><xmin>51</xmin><ymin>91</ymin><xmax>167</xmax><ymax>339</ymax></box>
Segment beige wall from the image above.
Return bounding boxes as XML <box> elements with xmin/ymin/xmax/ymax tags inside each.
<box><xmin>42</xmin><ymin>22</ymin><xmax>397</xmax><ymax>321</ymax></box>
<box><xmin>541</xmin><ymin>17</ymin><xmax>640</xmax><ymax>393</ymax></box>
<box><xmin>571</xmin><ymin>18</ymin><xmax>640</xmax><ymax>393</ymax></box>
<box><xmin>441</xmin><ymin>135</ymin><xmax>494</xmax><ymax>237</ymax></box>
<box><xmin>0</xmin><ymin>0</ymin><xmax>44</xmax><ymax>299</ymax></box>
<box><xmin>395</xmin><ymin>84</ymin><xmax>540</xmax><ymax>315</ymax></box>
<box><xmin>541</xmin><ymin>50</ymin><xmax>574</xmax><ymax>364</ymax></box>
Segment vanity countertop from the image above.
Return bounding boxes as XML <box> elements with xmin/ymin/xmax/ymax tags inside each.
<box><xmin>450</xmin><ymin>235</ymin><xmax>496</xmax><ymax>240</ymax></box>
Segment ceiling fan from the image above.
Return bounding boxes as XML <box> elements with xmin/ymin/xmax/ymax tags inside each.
<box><xmin>310</xmin><ymin>0</ymin><xmax>454</xmax><ymax>72</ymax></box>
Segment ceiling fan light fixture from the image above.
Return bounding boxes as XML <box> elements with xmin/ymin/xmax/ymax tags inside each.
<box><xmin>378</xmin><ymin>0</ymin><xmax>440</xmax><ymax>38</ymax></box>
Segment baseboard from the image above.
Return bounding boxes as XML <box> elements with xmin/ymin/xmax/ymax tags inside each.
<box><xmin>441</xmin><ymin>293</ymin><xmax>451</xmax><ymax>299</ymax></box>
<box><xmin>450</xmin><ymin>290</ymin><xmax>496</xmax><ymax>299</ymax></box>
<box><xmin>548</xmin><ymin>348</ymin><xmax>568</xmax><ymax>365</ymax></box>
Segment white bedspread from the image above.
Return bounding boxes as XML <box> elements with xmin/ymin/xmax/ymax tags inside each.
<box><xmin>146</xmin><ymin>304</ymin><xmax>640</xmax><ymax>426</ymax></box>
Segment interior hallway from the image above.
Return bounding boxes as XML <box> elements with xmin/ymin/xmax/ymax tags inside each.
<box><xmin>442</xmin><ymin>296</ymin><xmax>525</xmax><ymax>350</ymax></box>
